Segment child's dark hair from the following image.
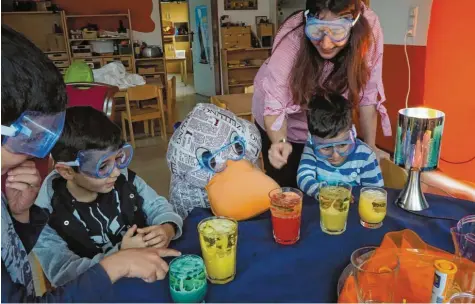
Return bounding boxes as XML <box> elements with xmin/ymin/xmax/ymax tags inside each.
<box><xmin>307</xmin><ymin>94</ymin><xmax>352</xmax><ymax>138</ymax></box>
<box><xmin>51</xmin><ymin>107</ymin><xmax>124</xmax><ymax>163</ymax></box>
<box><xmin>1</xmin><ymin>25</ymin><xmax>67</xmax><ymax>126</ymax></box>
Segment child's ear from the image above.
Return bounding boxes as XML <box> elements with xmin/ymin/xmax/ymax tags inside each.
<box><xmin>55</xmin><ymin>164</ymin><xmax>76</xmax><ymax>180</ymax></box>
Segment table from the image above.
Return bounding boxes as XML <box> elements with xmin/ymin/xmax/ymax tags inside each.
<box><xmin>166</xmin><ymin>57</ymin><xmax>187</xmax><ymax>85</ymax></box>
<box><xmin>111</xmin><ymin>188</ymin><xmax>475</xmax><ymax>302</ymax></box>
<box><xmin>211</xmin><ymin>93</ymin><xmax>253</xmax><ymax>121</ymax></box>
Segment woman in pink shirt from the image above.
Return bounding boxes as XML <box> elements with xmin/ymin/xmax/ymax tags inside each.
<box><xmin>252</xmin><ymin>0</ymin><xmax>391</xmax><ymax>188</ymax></box>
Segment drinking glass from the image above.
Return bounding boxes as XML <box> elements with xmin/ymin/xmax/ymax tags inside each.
<box><xmin>448</xmin><ymin>293</ymin><xmax>475</xmax><ymax>303</ymax></box>
<box><xmin>169</xmin><ymin>255</ymin><xmax>207</xmax><ymax>303</ymax></box>
<box><xmin>452</xmin><ymin>215</ymin><xmax>475</xmax><ymax>262</ymax></box>
<box><xmin>351</xmin><ymin>246</ymin><xmax>399</xmax><ymax>303</ymax></box>
<box><xmin>319</xmin><ymin>181</ymin><xmax>352</xmax><ymax>235</ymax></box>
<box><xmin>358</xmin><ymin>187</ymin><xmax>387</xmax><ymax>229</ymax></box>
<box><xmin>269</xmin><ymin>187</ymin><xmax>303</xmax><ymax>245</ymax></box>
<box><xmin>198</xmin><ymin>216</ymin><xmax>238</xmax><ymax>284</ymax></box>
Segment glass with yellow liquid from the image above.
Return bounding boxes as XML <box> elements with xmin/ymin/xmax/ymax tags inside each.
<box><xmin>358</xmin><ymin>187</ymin><xmax>387</xmax><ymax>229</ymax></box>
<box><xmin>318</xmin><ymin>181</ymin><xmax>352</xmax><ymax>235</ymax></box>
<box><xmin>198</xmin><ymin>216</ymin><xmax>238</xmax><ymax>284</ymax></box>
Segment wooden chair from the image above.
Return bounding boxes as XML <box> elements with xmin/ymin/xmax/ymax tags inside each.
<box><xmin>380</xmin><ymin>158</ymin><xmax>408</xmax><ymax>189</ymax></box>
<box><xmin>121</xmin><ymin>84</ymin><xmax>167</xmax><ymax>148</ymax></box>
<box><xmin>211</xmin><ymin>96</ymin><xmax>226</xmax><ymax>110</ymax></box>
<box><xmin>380</xmin><ymin>158</ymin><xmax>475</xmax><ymax>201</ymax></box>
<box><xmin>166</xmin><ymin>76</ymin><xmax>177</xmax><ymax>132</ymax></box>
<box><xmin>211</xmin><ymin>95</ymin><xmax>253</xmax><ymax>122</ymax></box>
<box><xmin>29</xmin><ymin>252</ymin><xmax>52</xmax><ymax>296</ymax></box>
<box><xmin>65</xmin><ymin>82</ymin><xmax>119</xmax><ymax>120</ymax></box>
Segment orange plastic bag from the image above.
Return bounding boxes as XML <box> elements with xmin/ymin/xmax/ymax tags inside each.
<box><xmin>339</xmin><ymin>229</ymin><xmax>475</xmax><ymax>303</ymax></box>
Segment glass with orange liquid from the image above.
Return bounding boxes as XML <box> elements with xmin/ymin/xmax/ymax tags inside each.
<box><xmin>269</xmin><ymin>187</ymin><xmax>303</xmax><ymax>245</ymax></box>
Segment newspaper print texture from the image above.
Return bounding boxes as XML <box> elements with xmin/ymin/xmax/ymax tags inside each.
<box><xmin>167</xmin><ymin>103</ymin><xmax>261</xmax><ymax>218</ymax></box>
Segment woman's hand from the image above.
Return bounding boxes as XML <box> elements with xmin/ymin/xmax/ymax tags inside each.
<box><xmin>268</xmin><ymin>142</ymin><xmax>293</xmax><ymax>169</ymax></box>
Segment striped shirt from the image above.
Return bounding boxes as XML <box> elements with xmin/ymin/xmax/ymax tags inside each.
<box><xmin>297</xmin><ymin>137</ymin><xmax>384</xmax><ymax>198</ymax></box>
<box><xmin>252</xmin><ymin>2</ymin><xmax>391</xmax><ymax>144</ymax></box>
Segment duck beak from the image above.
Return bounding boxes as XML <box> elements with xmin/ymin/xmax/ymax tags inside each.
<box><xmin>205</xmin><ymin>159</ymin><xmax>279</xmax><ymax>220</ymax></box>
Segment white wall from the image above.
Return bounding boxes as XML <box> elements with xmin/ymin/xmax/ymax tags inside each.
<box><xmin>133</xmin><ymin>0</ymin><xmax>163</xmax><ymax>46</ymax></box>
<box><xmin>370</xmin><ymin>0</ymin><xmax>433</xmax><ymax>46</ymax></box>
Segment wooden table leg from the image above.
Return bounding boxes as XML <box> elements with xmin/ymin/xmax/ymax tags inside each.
<box><xmin>180</xmin><ymin>61</ymin><xmax>185</xmax><ymax>84</ymax></box>
<box><xmin>182</xmin><ymin>61</ymin><xmax>187</xmax><ymax>86</ymax></box>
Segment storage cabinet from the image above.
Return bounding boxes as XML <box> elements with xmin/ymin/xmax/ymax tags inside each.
<box><xmin>221</xmin><ymin>47</ymin><xmax>272</xmax><ymax>94</ymax></box>
<box><xmin>102</xmin><ymin>56</ymin><xmax>133</xmax><ymax>71</ymax></box>
<box><xmin>1</xmin><ymin>11</ymin><xmax>71</xmax><ymax>74</ymax></box>
<box><xmin>135</xmin><ymin>57</ymin><xmax>167</xmax><ymax>87</ymax></box>
<box><xmin>72</xmin><ymin>58</ymin><xmax>102</xmax><ymax>69</ymax></box>
<box><xmin>64</xmin><ymin>10</ymin><xmax>136</xmax><ymax>72</ymax></box>
<box><xmin>221</xmin><ymin>26</ymin><xmax>251</xmax><ymax>49</ymax></box>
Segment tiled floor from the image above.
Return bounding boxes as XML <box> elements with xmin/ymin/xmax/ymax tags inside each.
<box><xmin>128</xmin><ymin>73</ymin><xmax>207</xmax><ymax>198</ymax></box>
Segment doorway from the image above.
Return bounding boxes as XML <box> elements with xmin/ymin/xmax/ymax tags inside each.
<box><xmin>160</xmin><ymin>0</ymin><xmax>193</xmax><ymax>85</ymax></box>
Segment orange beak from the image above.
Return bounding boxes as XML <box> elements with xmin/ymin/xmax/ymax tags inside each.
<box><xmin>205</xmin><ymin>159</ymin><xmax>279</xmax><ymax>221</ymax></box>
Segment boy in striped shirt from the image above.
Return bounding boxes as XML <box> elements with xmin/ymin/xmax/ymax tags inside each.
<box><xmin>297</xmin><ymin>94</ymin><xmax>384</xmax><ymax>198</ymax></box>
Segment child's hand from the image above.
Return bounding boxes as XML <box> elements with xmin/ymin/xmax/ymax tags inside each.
<box><xmin>137</xmin><ymin>224</ymin><xmax>176</xmax><ymax>249</ymax></box>
<box><xmin>121</xmin><ymin>225</ymin><xmax>147</xmax><ymax>250</ymax></box>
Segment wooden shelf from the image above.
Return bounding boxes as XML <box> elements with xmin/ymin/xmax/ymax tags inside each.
<box><xmin>222</xmin><ymin>47</ymin><xmax>271</xmax><ymax>94</ymax></box>
<box><xmin>229</xmin><ymin>82</ymin><xmax>254</xmax><ymax>87</ymax></box>
<box><xmin>226</xmin><ymin>47</ymin><xmax>272</xmax><ymax>52</ymax></box>
<box><xmin>135</xmin><ymin>57</ymin><xmax>165</xmax><ymax>61</ymax></box>
<box><xmin>139</xmin><ymin>72</ymin><xmax>166</xmax><ymax>76</ymax></box>
<box><xmin>69</xmin><ymin>37</ymin><xmax>130</xmax><ymax>42</ymax></box>
<box><xmin>228</xmin><ymin>65</ymin><xmax>260</xmax><ymax>70</ymax></box>
<box><xmin>66</xmin><ymin>13</ymin><xmax>129</xmax><ymax>18</ymax></box>
<box><xmin>71</xmin><ymin>55</ymin><xmax>132</xmax><ymax>59</ymax></box>
<box><xmin>2</xmin><ymin>11</ymin><xmax>58</xmax><ymax>15</ymax></box>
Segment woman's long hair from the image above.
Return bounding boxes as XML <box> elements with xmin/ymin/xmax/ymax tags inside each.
<box><xmin>275</xmin><ymin>0</ymin><xmax>372</xmax><ymax>106</ymax></box>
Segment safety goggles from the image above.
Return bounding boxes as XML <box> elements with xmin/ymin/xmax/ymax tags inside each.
<box><xmin>309</xmin><ymin>130</ymin><xmax>356</xmax><ymax>159</ymax></box>
<box><xmin>58</xmin><ymin>144</ymin><xmax>134</xmax><ymax>178</ymax></box>
<box><xmin>304</xmin><ymin>10</ymin><xmax>360</xmax><ymax>43</ymax></box>
<box><xmin>196</xmin><ymin>134</ymin><xmax>246</xmax><ymax>174</ymax></box>
<box><xmin>1</xmin><ymin>111</ymin><xmax>65</xmax><ymax>158</ymax></box>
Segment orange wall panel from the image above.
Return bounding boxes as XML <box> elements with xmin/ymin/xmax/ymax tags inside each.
<box><xmin>424</xmin><ymin>0</ymin><xmax>475</xmax><ymax>182</ymax></box>
<box><xmin>376</xmin><ymin>45</ymin><xmax>426</xmax><ymax>152</ymax></box>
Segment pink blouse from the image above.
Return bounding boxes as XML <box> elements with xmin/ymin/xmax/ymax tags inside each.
<box><xmin>251</xmin><ymin>4</ymin><xmax>391</xmax><ymax>144</ymax></box>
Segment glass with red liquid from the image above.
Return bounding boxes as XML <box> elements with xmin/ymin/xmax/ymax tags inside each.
<box><xmin>269</xmin><ymin>187</ymin><xmax>303</xmax><ymax>245</ymax></box>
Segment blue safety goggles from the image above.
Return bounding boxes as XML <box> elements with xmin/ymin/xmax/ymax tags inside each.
<box><xmin>304</xmin><ymin>10</ymin><xmax>360</xmax><ymax>43</ymax></box>
<box><xmin>57</xmin><ymin>144</ymin><xmax>134</xmax><ymax>178</ymax></box>
<box><xmin>196</xmin><ymin>134</ymin><xmax>246</xmax><ymax>173</ymax></box>
<box><xmin>1</xmin><ymin>111</ymin><xmax>65</xmax><ymax>158</ymax></box>
<box><xmin>309</xmin><ymin>130</ymin><xmax>356</xmax><ymax>159</ymax></box>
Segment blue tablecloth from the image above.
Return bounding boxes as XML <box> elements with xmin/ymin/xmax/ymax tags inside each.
<box><xmin>111</xmin><ymin>188</ymin><xmax>475</xmax><ymax>303</ymax></box>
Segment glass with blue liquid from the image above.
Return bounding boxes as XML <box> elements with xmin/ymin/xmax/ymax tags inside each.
<box><xmin>169</xmin><ymin>254</ymin><xmax>208</xmax><ymax>303</ymax></box>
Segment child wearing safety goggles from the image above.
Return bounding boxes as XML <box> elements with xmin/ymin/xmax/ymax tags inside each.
<box><xmin>297</xmin><ymin>94</ymin><xmax>384</xmax><ymax>198</ymax></box>
<box><xmin>32</xmin><ymin>106</ymin><xmax>183</xmax><ymax>287</ymax></box>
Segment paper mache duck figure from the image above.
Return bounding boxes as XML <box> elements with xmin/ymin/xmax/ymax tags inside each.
<box><xmin>166</xmin><ymin>103</ymin><xmax>278</xmax><ymax>220</ymax></box>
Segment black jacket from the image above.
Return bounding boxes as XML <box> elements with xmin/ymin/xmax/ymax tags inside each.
<box><xmin>48</xmin><ymin>170</ymin><xmax>147</xmax><ymax>259</ymax></box>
